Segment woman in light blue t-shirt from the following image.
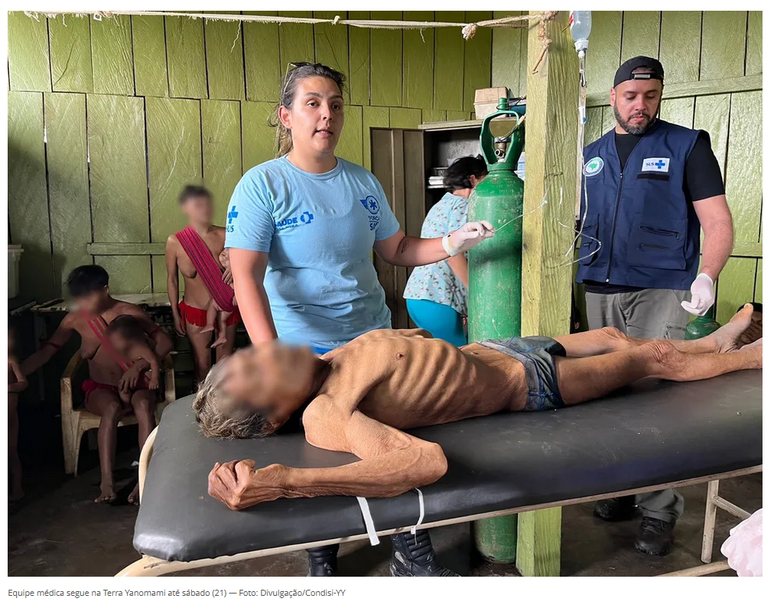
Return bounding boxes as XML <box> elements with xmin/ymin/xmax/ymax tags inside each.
<box><xmin>226</xmin><ymin>63</ymin><xmax>493</xmax><ymax>354</ymax></box>
<box><xmin>223</xmin><ymin>63</ymin><xmax>493</xmax><ymax>577</ymax></box>
<box><xmin>403</xmin><ymin>156</ymin><xmax>488</xmax><ymax>347</ymax></box>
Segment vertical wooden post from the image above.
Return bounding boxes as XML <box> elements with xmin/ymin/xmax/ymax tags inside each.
<box><xmin>516</xmin><ymin>11</ymin><xmax>579</xmax><ymax>577</ymax></box>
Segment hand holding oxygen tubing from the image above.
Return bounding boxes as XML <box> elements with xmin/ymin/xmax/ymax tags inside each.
<box><xmin>442</xmin><ymin>221</ymin><xmax>495</xmax><ymax>257</ymax></box>
<box><xmin>681</xmin><ymin>273</ymin><xmax>715</xmax><ymax>316</ymax></box>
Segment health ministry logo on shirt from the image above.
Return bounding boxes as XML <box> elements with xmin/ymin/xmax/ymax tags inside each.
<box><xmin>360</xmin><ymin>196</ymin><xmax>381</xmax><ymax>231</ymax></box>
<box><xmin>642</xmin><ymin>157</ymin><xmax>670</xmax><ymax>173</ymax></box>
<box><xmin>276</xmin><ymin>211</ymin><xmax>315</xmax><ymax>232</ymax></box>
<box><xmin>226</xmin><ymin>206</ymin><xmax>238</xmax><ymax>233</ymax></box>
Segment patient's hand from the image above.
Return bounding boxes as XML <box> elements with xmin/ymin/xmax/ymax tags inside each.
<box><xmin>208</xmin><ymin>460</ymin><xmax>287</xmax><ymax>510</ymax></box>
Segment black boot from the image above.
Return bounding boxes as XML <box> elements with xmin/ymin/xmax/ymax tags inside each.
<box><xmin>634</xmin><ymin>517</ymin><xmax>676</xmax><ymax>556</ymax></box>
<box><xmin>307</xmin><ymin>545</ymin><xmax>339</xmax><ymax>576</ymax></box>
<box><xmin>390</xmin><ymin>530</ymin><xmax>459</xmax><ymax>577</ymax></box>
<box><xmin>593</xmin><ymin>495</ymin><xmax>637</xmax><ymax>522</ymax></box>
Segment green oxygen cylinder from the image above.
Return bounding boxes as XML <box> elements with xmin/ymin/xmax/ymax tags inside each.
<box><xmin>468</xmin><ymin>98</ymin><xmax>525</xmax><ymax>564</ymax></box>
<box><xmin>684</xmin><ymin>308</ymin><xmax>721</xmax><ymax>340</ymax></box>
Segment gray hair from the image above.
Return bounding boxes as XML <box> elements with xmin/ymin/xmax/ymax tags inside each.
<box><xmin>192</xmin><ymin>357</ymin><xmax>274</xmax><ymax>439</ymax></box>
<box><xmin>268</xmin><ymin>62</ymin><xmax>347</xmax><ymax>157</ymax></box>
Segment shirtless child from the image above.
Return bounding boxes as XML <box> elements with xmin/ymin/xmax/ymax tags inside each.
<box><xmin>22</xmin><ymin>265</ymin><xmax>173</xmax><ymax>504</ymax></box>
<box><xmin>8</xmin><ymin>324</ymin><xmax>28</xmax><ymax>501</ymax></box>
<box><xmin>201</xmin><ymin>256</ymin><xmax>237</xmax><ymax>349</ymax></box>
<box><xmin>106</xmin><ymin>315</ymin><xmax>161</xmax><ymax>406</ymax></box>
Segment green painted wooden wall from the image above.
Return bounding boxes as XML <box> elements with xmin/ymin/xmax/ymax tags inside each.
<box><xmin>573</xmin><ymin>11</ymin><xmax>763</xmax><ymax>322</ymax></box>
<box><xmin>8</xmin><ymin>11</ymin><xmax>762</xmax><ymax>320</ymax></box>
<box><xmin>7</xmin><ymin>11</ymin><xmax>491</xmax><ymax>300</ymax></box>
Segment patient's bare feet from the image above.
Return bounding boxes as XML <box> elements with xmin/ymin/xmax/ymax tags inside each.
<box><xmin>95</xmin><ymin>483</ymin><xmax>117</xmax><ymax>504</ymax></box>
<box><xmin>710</xmin><ymin>304</ymin><xmax>754</xmax><ymax>353</ymax></box>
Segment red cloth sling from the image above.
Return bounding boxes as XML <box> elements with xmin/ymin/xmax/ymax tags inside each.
<box><xmin>175</xmin><ymin>226</ymin><xmax>235</xmax><ymax>312</ymax></box>
<box><xmin>85</xmin><ymin>314</ymin><xmax>133</xmax><ymax>372</ymax></box>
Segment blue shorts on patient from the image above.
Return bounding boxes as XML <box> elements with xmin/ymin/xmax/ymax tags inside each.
<box><xmin>478</xmin><ymin>337</ymin><xmax>566</xmax><ymax>411</ymax></box>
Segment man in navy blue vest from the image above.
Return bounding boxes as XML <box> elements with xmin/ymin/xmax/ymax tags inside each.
<box><xmin>577</xmin><ymin>57</ymin><xmax>733</xmax><ymax>556</ymax></box>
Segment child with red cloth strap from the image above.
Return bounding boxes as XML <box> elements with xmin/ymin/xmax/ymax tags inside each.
<box><xmin>21</xmin><ymin>266</ymin><xmax>172</xmax><ymax>505</ymax></box>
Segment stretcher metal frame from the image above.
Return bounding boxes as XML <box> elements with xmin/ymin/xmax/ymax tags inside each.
<box><xmin>117</xmin><ymin>427</ymin><xmax>760</xmax><ymax>577</ymax></box>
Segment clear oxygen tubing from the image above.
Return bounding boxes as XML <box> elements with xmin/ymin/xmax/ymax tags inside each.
<box><xmin>569</xmin><ymin>10</ymin><xmax>599</xmax><ymax>262</ymax></box>
<box><xmin>570</xmin><ymin>9</ymin><xmax>591</xmax><ymax>219</ymax></box>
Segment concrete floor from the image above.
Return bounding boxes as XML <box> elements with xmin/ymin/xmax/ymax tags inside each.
<box><xmin>8</xmin><ymin>435</ymin><xmax>761</xmax><ymax>577</ymax></box>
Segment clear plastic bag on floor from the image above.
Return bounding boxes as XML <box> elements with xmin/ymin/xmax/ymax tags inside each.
<box><xmin>721</xmin><ymin>508</ymin><xmax>762</xmax><ymax>577</ymax></box>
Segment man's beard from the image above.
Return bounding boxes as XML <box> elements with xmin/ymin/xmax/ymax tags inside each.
<box><xmin>613</xmin><ymin>105</ymin><xmax>657</xmax><ymax>135</ymax></box>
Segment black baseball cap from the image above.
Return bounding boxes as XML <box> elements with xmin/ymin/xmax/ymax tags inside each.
<box><xmin>614</xmin><ymin>56</ymin><xmax>664</xmax><ymax>88</ymax></box>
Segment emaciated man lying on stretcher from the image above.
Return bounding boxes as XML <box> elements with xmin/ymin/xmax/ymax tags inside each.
<box><xmin>196</xmin><ymin>305</ymin><xmax>761</xmax><ymax>512</ymax></box>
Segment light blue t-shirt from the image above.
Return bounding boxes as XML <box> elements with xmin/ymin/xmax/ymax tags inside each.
<box><xmin>403</xmin><ymin>193</ymin><xmax>469</xmax><ymax>316</ymax></box>
<box><xmin>225</xmin><ymin>156</ymin><xmax>401</xmax><ymax>350</ymax></box>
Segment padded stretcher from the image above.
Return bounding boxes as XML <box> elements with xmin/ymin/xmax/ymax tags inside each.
<box><xmin>131</xmin><ymin>371</ymin><xmax>761</xmax><ymax>571</ymax></box>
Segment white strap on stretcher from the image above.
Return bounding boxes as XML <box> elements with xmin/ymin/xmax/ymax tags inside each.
<box><xmin>411</xmin><ymin>488</ymin><xmax>425</xmax><ymax>535</ymax></box>
<box><xmin>357</xmin><ymin>488</ymin><xmax>425</xmax><ymax>546</ymax></box>
<box><xmin>356</xmin><ymin>497</ymin><xmax>380</xmax><ymax>546</ymax></box>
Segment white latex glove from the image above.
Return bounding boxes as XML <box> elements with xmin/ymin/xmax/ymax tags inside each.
<box><xmin>681</xmin><ymin>273</ymin><xmax>715</xmax><ymax>316</ymax></box>
<box><xmin>443</xmin><ymin>221</ymin><xmax>495</xmax><ymax>257</ymax></box>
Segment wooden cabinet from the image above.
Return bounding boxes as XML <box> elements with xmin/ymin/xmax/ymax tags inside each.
<box><xmin>370</xmin><ymin>122</ymin><xmax>481</xmax><ymax>328</ymax></box>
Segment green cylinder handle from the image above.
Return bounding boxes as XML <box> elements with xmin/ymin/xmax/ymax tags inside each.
<box><xmin>480</xmin><ymin>98</ymin><xmax>526</xmax><ymax>172</ymax></box>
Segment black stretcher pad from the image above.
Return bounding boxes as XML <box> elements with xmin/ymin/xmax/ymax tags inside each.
<box><xmin>134</xmin><ymin>371</ymin><xmax>761</xmax><ymax>562</ymax></box>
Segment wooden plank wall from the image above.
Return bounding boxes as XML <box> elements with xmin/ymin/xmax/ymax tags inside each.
<box><xmin>7</xmin><ymin>11</ymin><xmax>494</xmax><ymax>300</ymax></box>
<box><xmin>8</xmin><ymin>11</ymin><xmax>762</xmax><ymax>316</ymax></box>
<box><xmin>577</xmin><ymin>11</ymin><xmax>763</xmax><ymax>322</ymax></box>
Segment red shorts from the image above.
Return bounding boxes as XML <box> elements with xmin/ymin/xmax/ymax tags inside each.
<box><xmin>179</xmin><ymin>301</ymin><xmax>241</xmax><ymax>327</ymax></box>
<box><xmin>82</xmin><ymin>378</ymin><xmax>151</xmax><ymax>408</ymax></box>
<box><xmin>81</xmin><ymin>379</ymin><xmax>119</xmax><ymax>405</ymax></box>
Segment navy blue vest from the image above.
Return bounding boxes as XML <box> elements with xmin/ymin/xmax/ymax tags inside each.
<box><xmin>576</xmin><ymin>120</ymin><xmax>701</xmax><ymax>290</ymax></box>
